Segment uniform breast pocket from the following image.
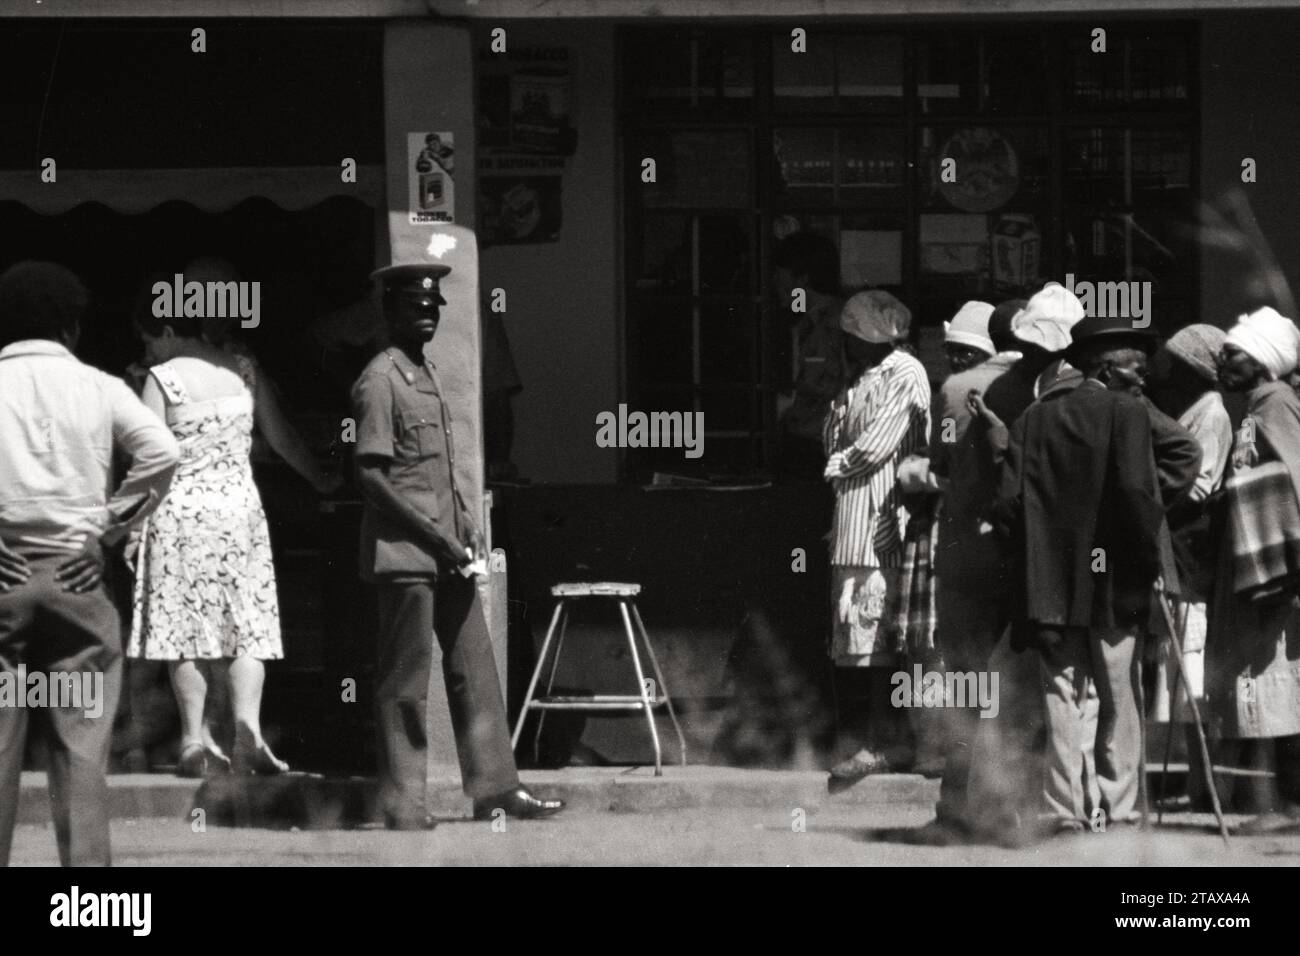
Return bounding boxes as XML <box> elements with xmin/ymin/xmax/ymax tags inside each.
<box><xmin>397</xmin><ymin>403</ymin><xmax>446</xmax><ymax>459</ymax></box>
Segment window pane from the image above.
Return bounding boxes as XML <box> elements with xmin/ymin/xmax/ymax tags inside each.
<box><xmin>635</xmin><ymin>212</ymin><xmax>692</xmax><ymax>292</ymax></box>
<box><xmin>700</xmin><ymin>301</ymin><xmax>755</xmax><ymax>385</ymax></box>
<box><xmin>773</xmin><ymin>31</ymin><xmax>836</xmax><ymax>112</ymax></box>
<box><xmin>918</xmin><ymin>125</ymin><xmax>1049</xmax><ymax>212</ymax></box>
<box><xmin>637</xmin><ymin>128</ymin><xmax>752</xmax><ymax>209</ymax></box>
<box><xmin>1132</xmin><ymin>128</ymin><xmax>1192</xmax><ymax>195</ymax></box>
<box><xmin>1063</xmin><ymin>127</ymin><xmax>1126</xmax><ymax>206</ymax></box>
<box><xmin>1129</xmin><ymin>35</ymin><xmax>1191</xmax><ymax>107</ymax></box>
<box><xmin>836</xmin><ymin>34</ymin><xmax>903</xmax><ymax>113</ymax></box>
<box><xmin>1064</xmin><ymin>127</ymin><xmax>1188</xmax><ymax>207</ymax></box>
<box><xmin>699</xmin><ymin>34</ymin><xmax>755</xmax><ymax>106</ymax></box>
<box><xmin>915</xmin><ymin>36</ymin><xmax>977</xmax><ymax>115</ymax></box>
<box><xmin>917</xmin><ymin>126</ymin><xmax>1050</xmax><ymax>300</ymax></box>
<box><xmin>631</xmin><ymin>299</ymin><xmax>693</xmax><ymax>384</ymax></box>
<box><xmin>982</xmin><ymin>35</ymin><xmax>1048</xmax><ymax>115</ymax></box>
<box><xmin>838</xmin><ymin>213</ymin><xmax>905</xmax><ymax>292</ymax></box>
<box><xmin>838</xmin><ymin>127</ymin><xmax>904</xmax><ymax>208</ymax></box>
<box><xmin>1063</xmin><ymin>32</ymin><xmax>1125</xmax><ymax>110</ymax></box>
<box><xmin>700</xmin><ymin>387</ymin><xmax>757</xmax><ymax>433</ymax></box>
<box><xmin>772</xmin><ymin>127</ymin><xmax>835</xmax><ymax>207</ymax></box>
<box><xmin>624</xmin><ymin>33</ymin><xmax>695</xmax><ymax>110</ymax></box>
<box><xmin>698</xmin><ymin>215</ymin><xmax>754</xmax><ymax>294</ymax></box>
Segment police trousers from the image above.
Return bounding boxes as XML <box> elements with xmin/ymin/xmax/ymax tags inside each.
<box><xmin>374</xmin><ymin>573</ymin><xmax>518</xmax><ymax>820</ymax></box>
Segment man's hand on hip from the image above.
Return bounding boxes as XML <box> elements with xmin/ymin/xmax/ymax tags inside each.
<box><xmin>55</xmin><ymin>534</ymin><xmax>106</xmax><ymax>593</ymax></box>
<box><xmin>0</xmin><ymin>538</ymin><xmax>31</xmax><ymax>590</ymax></box>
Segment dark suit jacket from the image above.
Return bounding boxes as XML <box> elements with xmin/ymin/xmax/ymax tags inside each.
<box><xmin>994</xmin><ymin>379</ymin><xmax>1169</xmax><ymax>632</ymax></box>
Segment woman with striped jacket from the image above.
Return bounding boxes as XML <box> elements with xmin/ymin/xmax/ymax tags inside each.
<box><xmin>823</xmin><ymin>290</ymin><xmax>931</xmax><ymax>789</ymax></box>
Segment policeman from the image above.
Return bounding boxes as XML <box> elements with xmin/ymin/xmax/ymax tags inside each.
<box><xmin>351</xmin><ymin>260</ymin><xmax>563</xmax><ymax>830</ymax></box>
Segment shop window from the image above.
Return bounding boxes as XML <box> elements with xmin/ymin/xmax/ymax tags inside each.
<box><xmin>1062</xmin><ymin>125</ymin><xmax>1195</xmax><ymax>335</ymax></box>
<box><xmin>622</xmin><ymin>23</ymin><xmax>1197</xmax><ymax>478</ymax></box>
<box><xmin>625</xmin><ymin>32</ymin><xmax>755</xmax><ymax>112</ymax></box>
<box><xmin>1064</xmin><ymin>30</ymin><xmax>1191</xmax><ymax>110</ymax></box>
<box><xmin>836</xmin><ymin>35</ymin><xmax>904</xmax><ymax>113</ymax></box>
<box><xmin>634</xmin><ymin>127</ymin><xmax>753</xmax><ymax>210</ymax></box>
<box><xmin>699</xmin><ymin>300</ymin><xmax>757</xmax><ymax>384</ymax></box>
<box><xmin>916</xmin><ymin>125</ymin><xmax>1051</xmax><ymax>315</ymax></box>
<box><xmin>772</xmin><ymin>31</ymin><xmax>903</xmax><ymax>114</ymax></box>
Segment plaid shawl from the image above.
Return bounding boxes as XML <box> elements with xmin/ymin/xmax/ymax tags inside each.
<box><xmin>888</xmin><ymin>494</ymin><xmax>941</xmax><ymax>660</ymax></box>
<box><xmin>1225</xmin><ymin>459</ymin><xmax>1300</xmax><ymax>600</ymax></box>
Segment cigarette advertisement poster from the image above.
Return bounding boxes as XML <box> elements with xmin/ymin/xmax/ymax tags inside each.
<box><xmin>477</xmin><ymin>45</ymin><xmax>574</xmax><ymax>156</ymax></box>
<box><xmin>408</xmin><ymin>131</ymin><xmax>455</xmax><ymax>225</ymax></box>
<box><xmin>478</xmin><ymin>154</ymin><xmax>564</xmax><ymax>246</ymax></box>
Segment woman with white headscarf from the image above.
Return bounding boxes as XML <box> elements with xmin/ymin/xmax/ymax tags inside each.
<box><xmin>1209</xmin><ymin>305</ymin><xmax>1300</xmax><ymax>832</ymax></box>
<box><xmin>823</xmin><ymin>291</ymin><xmax>931</xmax><ymax>789</ymax></box>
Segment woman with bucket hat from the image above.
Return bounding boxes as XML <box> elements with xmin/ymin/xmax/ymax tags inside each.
<box><xmin>822</xmin><ymin>291</ymin><xmax>932</xmax><ymax>790</ymax></box>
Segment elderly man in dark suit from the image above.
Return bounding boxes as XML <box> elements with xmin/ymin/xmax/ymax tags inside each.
<box><xmin>994</xmin><ymin>315</ymin><xmax>1200</xmax><ymax>834</ymax></box>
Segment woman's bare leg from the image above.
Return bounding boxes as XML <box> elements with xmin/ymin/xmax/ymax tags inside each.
<box><xmin>229</xmin><ymin>656</ymin><xmax>287</xmax><ymax>773</ymax></box>
<box><xmin>168</xmin><ymin>660</ymin><xmax>209</xmax><ymax>751</ymax></box>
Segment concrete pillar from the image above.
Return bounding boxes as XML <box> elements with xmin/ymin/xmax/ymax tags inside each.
<box><xmin>382</xmin><ymin>20</ymin><xmax>507</xmax><ymax>771</ymax></box>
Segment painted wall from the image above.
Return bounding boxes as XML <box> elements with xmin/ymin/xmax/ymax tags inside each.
<box><xmin>474</xmin><ymin>20</ymin><xmax>621</xmax><ymax>484</ymax></box>
<box><xmin>1199</xmin><ymin>10</ymin><xmax>1300</xmax><ymax>325</ymax></box>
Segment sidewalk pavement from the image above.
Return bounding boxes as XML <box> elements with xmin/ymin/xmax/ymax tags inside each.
<box><xmin>16</xmin><ymin>765</ymin><xmax>940</xmax><ymax>826</ymax></box>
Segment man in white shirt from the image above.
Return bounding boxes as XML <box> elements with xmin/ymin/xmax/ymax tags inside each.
<box><xmin>0</xmin><ymin>261</ymin><xmax>179</xmax><ymax>866</ymax></box>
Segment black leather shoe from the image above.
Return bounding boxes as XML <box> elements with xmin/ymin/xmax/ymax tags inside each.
<box><xmin>473</xmin><ymin>786</ymin><xmax>565</xmax><ymax>821</ymax></box>
<box><xmin>384</xmin><ymin>812</ymin><xmax>438</xmax><ymax>831</ymax></box>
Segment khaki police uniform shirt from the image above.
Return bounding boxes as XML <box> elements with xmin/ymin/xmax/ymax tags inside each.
<box><xmin>351</xmin><ymin>348</ymin><xmax>466</xmax><ymax>582</ymax></box>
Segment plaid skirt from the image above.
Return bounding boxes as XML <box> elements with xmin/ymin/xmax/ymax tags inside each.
<box><xmin>889</xmin><ymin>495</ymin><xmax>941</xmax><ymax>664</ymax></box>
<box><xmin>830</xmin><ymin>495</ymin><xmax>941</xmax><ymax>668</ymax></box>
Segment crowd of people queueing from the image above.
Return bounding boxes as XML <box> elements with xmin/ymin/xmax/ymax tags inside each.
<box><xmin>774</xmin><ymin>230</ymin><xmax>1300</xmax><ymax>842</ymax></box>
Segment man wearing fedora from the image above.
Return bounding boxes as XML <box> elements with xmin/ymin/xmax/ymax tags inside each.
<box><xmin>351</xmin><ymin>258</ymin><xmax>563</xmax><ymax>830</ymax></box>
<box><xmin>993</xmin><ymin>313</ymin><xmax>1199</xmax><ymax>835</ymax></box>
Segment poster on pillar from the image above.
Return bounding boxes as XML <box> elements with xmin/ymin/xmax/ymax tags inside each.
<box><xmin>478</xmin><ymin>153</ymin><xmax>564</xmax><ymax>246</ymax></box>
<box><xmin>408</xmin><ymin>131</ymin><xmax>456</xmax><ymax>224</ymax></box>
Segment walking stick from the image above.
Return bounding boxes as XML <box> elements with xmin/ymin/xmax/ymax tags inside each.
<box><xmin>1154</xmin><ymin>581</ymin><xmax>1231</xmax><ymax>846</ymax></box>
<box><xmin>1157</xmin><ymin>597</ymin><xmax>1186</xmax><ymax>826</ymax></box>
<box><xmin>1137</xmin><ymin>644</ymin><xmax>1150</xmax><ymax>829</ymax></box>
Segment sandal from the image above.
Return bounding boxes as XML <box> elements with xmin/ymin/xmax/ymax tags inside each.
<box><xmin>232</xmin><ymin>743</ymin><xmax>289</xmax><ymax>776</ymax></box>
<box><xmin>205</xmin><ymin>747</ymin><xmax>232</xmax><ymax>775</ymax></box>
<box><xmin>177</xmin><ymin>743</ymin><xmax>208</xmax><ymax>778</ymax></box>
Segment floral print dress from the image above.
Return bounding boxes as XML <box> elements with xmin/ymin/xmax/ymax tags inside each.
<box><xmin>126</xmin><ymin>356</ymin><xmax>282</xmax><ymax>661</ymax></box>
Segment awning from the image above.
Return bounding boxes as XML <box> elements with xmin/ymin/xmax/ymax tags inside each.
<box><xmin>0</xmin><ymin>166</ymin><xmax>385</xmax><ymax>216</ymax></box>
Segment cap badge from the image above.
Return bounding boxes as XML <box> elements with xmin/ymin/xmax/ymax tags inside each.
<box><xmin>421</xmin><ymin>277</ymin><xmax>434</xmax><ymax>290</ymax></box>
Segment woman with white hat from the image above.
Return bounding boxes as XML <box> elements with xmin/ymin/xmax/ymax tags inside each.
<box><xmin>823</xmin><ymin>291</ymin><xmax>931</xmax><ymax>790</ymax></box>
<box><xmin>1209</xmin><ymin>306</ymin><xmax>1300</xmax><ymax>832</ymax></box>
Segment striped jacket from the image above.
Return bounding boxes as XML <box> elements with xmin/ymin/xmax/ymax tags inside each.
<box><xmin>823</xmin><ymin>349</ymin><xmax>931</xmax><ymax>568</ymax></box>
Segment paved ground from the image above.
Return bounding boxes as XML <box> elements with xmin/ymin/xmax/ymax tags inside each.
<box><xmin>13</xmin><ymin>764</ymin><xmax>1299</xmax><ymax>865</ymax></box>
<box><xmin>9</xmin><ymin>804</ymin><xmax>1300</xmax><ymax>866</ymax></box>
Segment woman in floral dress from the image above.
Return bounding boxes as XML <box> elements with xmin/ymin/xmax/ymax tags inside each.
<box><xmin>127</xmin><ymin>277</ymin><xmax>339</xmax><ymax>776</ymax></box>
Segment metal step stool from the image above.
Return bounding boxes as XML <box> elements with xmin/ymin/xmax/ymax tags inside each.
<box><xmin>512</xmin><ymin>582</ymin><xmax>687</xmax><ymax>775</ymax></box>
